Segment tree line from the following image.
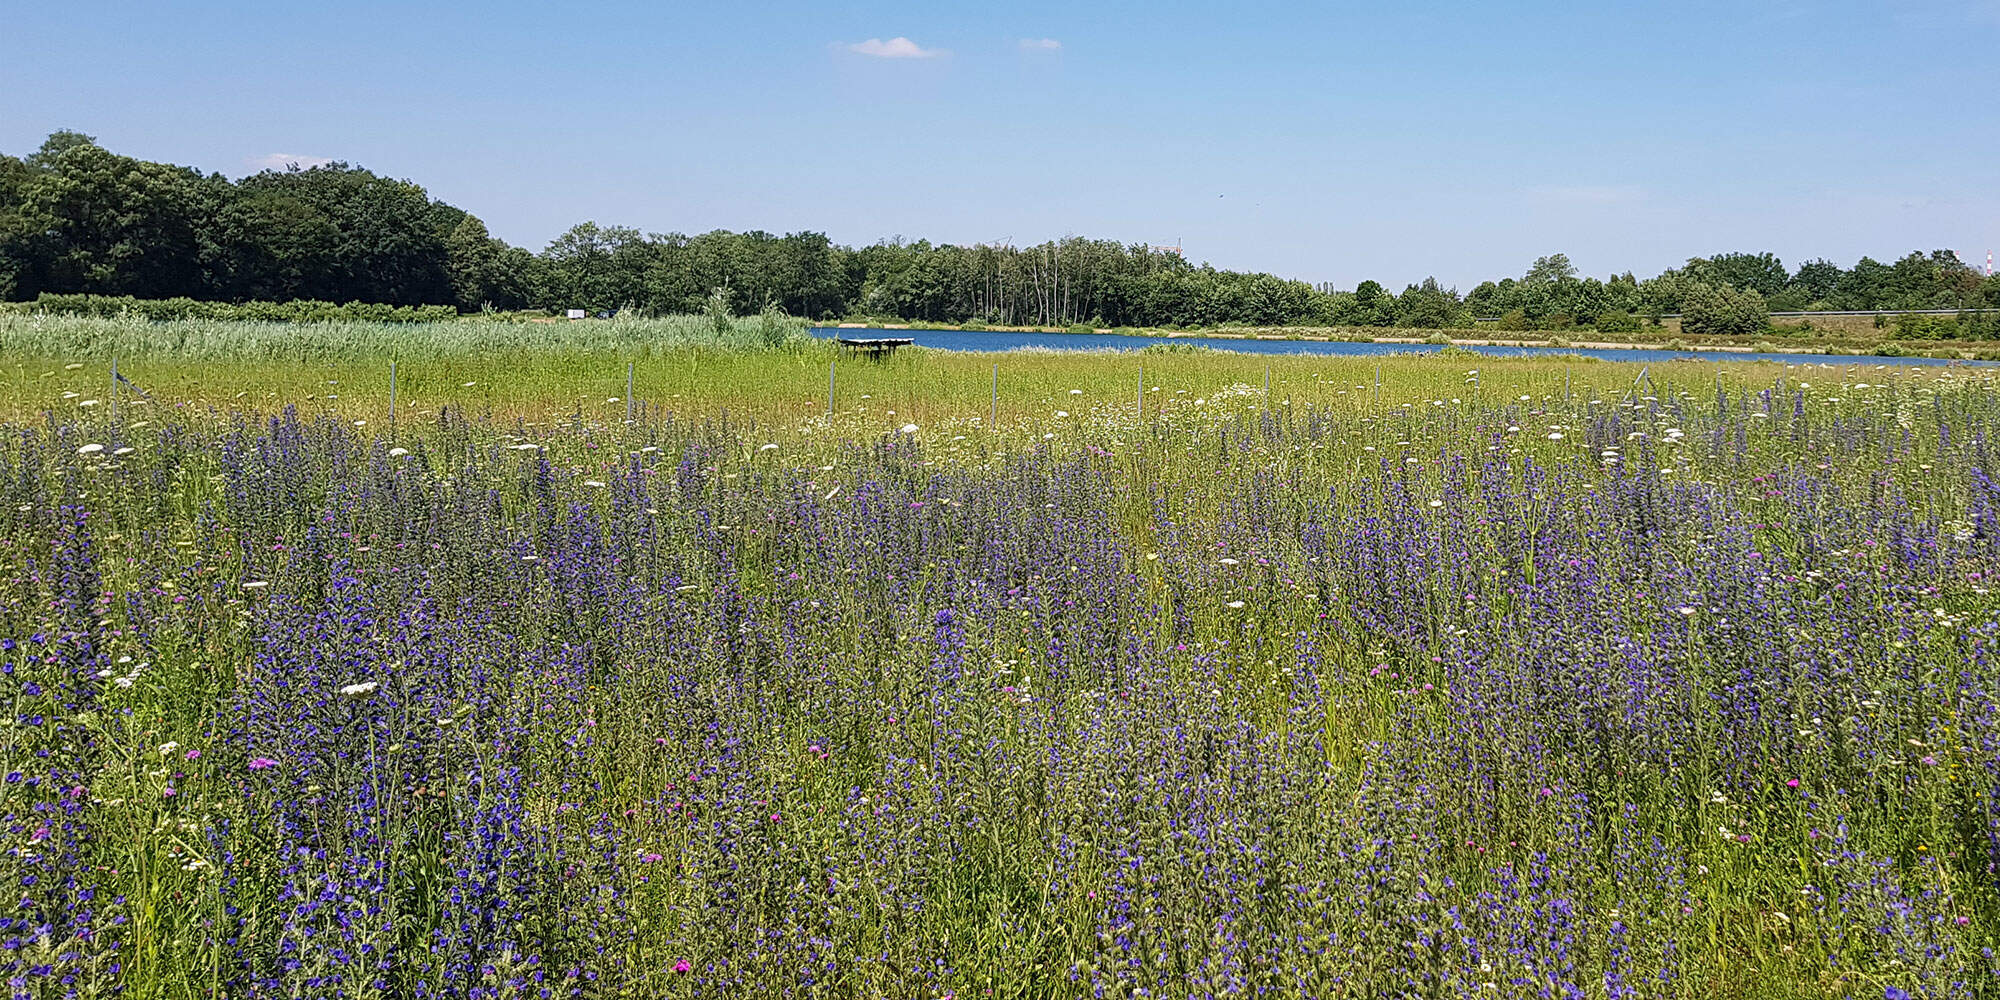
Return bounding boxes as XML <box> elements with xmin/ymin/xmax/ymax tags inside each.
<box><xmin>4</xmin><ymin>132</ymin><xmax>1997</xmax><ymax>331</ymax></box>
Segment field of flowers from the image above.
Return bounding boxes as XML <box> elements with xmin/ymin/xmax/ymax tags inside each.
<box><xmin>1</xmin><ymin>348</ymin><xmax>1997</xmax><ymax>998</ymax></box>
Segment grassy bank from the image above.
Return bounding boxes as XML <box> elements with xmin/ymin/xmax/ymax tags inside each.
<box><xmin>6</xmin><ymin>313</ymin><xmax>1952</xmax><ymax>433</ymax></box>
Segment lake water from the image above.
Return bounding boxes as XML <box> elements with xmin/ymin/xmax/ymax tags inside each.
<box><xmin>811</xmin><ymin>326</ymin><xmax>1988</xmax><ymax>367</ymax></box>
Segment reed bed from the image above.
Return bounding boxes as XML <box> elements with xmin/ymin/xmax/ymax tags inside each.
<box><xmin>0</xmin><ymin>313</ymin><xmax>812</xmax><ymax>363</ymax></box>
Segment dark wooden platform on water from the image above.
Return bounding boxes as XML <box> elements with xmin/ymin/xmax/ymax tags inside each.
<box><xmin>836</xmin><ymin>337</ymin><xmax>913</xmax><ymax>360</ymax></box>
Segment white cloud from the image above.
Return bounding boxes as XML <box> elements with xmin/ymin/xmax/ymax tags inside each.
<box><xmin>845</xmin><ymin>37</ymin><xmax>945</xmax><ymax>59</ymax></box>
<box><xmin>1019</xmin><ymin>37</ymin><xmax>1062</xmax><ymax>52</ymax></box>
<box><xmin>1530</xmin><ymin>184</ymin><xmax>1646</xmax><ymax>205</ymax></box>
<box><xmin>248</xmin><ymin>153</ymin><xmax>334</xmax><ymax>172</ymax></box>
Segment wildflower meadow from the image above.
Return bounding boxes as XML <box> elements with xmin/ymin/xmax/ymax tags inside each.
<box><xmin>1</xmin><ymin>343</ymin><xmax>1997</xmax><ymax>998</ymax></box>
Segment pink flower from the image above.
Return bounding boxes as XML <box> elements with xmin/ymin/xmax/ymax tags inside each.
<box><xmin>185</xmin><ymin>749</ymin><xmax>200</xmax><ymax>760</ymax></box>
<box><xmin>1785</xmin><ymin>778</ymin><xmax>1800</xmax><ymax>788</ymax></box>
<box><xmin>247</xmin><ymin>757</ymin><xmax>277</xmax><ymax>771</ymax></box>
<box><xmin>673</xmin><ymin>960</ymin><xmax>691</xmax><ymax>974</ymax></box>
<box><xmin>162</xmin><ymin>787</ymin><xmax>176</xmax><ymax>798</ymax></box>
<box><xmin>1538</xmin><ymin>787</ymin><xmax>1553</xmax><ymax>798</ymax></box>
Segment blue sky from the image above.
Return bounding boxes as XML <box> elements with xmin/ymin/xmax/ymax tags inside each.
<box><xmin>5</xmin><ymin>0</ymin><xmax>1995</xmax><ymax>289</ymax></box>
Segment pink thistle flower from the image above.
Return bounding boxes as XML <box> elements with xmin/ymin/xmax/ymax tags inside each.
<box><xmin>673</xmin><ymin>960</ymin><xmax>691</xmax><ymax>974</ymax></box>
<box><xmin>1785</xmin><ymin>778</ymin><xmax>1800</xmax><ymax>788</ymax></box>
<box><xmin>247</xmin><ymin>757</ymin><xmax>277</xmax><ymax>771</ymax></box>
<box><xmin>185</xmin><ymin>749</ymin><xmax>200</xmax><ymax>761</ymax></box>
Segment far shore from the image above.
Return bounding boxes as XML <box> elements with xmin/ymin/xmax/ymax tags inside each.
<box><xmin>824</xmin><ymin>321</ymin><xmax>1978</xmax><ymax>359</ymax></box>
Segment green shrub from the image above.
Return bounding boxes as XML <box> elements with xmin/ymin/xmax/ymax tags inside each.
<box><xmin>1892</xmin><ymin>313</ymin><xmax>1959</xmax><ymax>340</ymax></box>
<box><xmin>1593</xmin><ymin>309</ymin><xmax>1640</xmax><ymax>334</ymax></box>
<box><xmin>759</xmin><ymin>301</ymin><xmax>790</xmax><ymax>348</ymax></box>
<box><xmin>1497</xmin><ymin>309</ymin><xmax>1532</xmax><ymax>332</ymax></box>
<box><xmin>707</xmin><ymin>288</ymin><xmax>734</xmax><ymax>335</ymax></box>
<box><xmin>1680</xmin><ymin>282</ymin><xmax>1767</xmax><ymax>336</ymax></box>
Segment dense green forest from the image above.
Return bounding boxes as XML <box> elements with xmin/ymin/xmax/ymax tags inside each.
<box><xmin>3</xmin><ymin>131</ymin><xmax>1997</xmax><ymax>331</ymax></box>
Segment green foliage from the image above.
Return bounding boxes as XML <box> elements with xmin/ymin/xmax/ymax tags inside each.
<box><xmin>1345</xmin><ymin>280</ymin><xmax>1397</xmax><ymax>327</ymax></box>
<box><xmin>1523</xmin><ymin>252</ymin><xmax>1577</xmax><ymax>284</ymax></box>
<box><xmin>758</xmin><ymin>299</ymin><xmax>790</xmax><ymax>348</ymax></box>
<box><xmin>1692</xmin><ymin>251</ymin><xmax>1788</xmax><ymax>296</ymax></box>
<box><xmin>545</xmin><ymin>222</ymin><xmax>651</xmax><ymax>312</ymax></box>
<box><xmin>1394</xmin><ymin>277</ymin><xmax>1469</xmax><ymax>329</ymax></box>
<box><xmin>1679</xmin><ymin>281</ymin><xmax>1768</xmax><ymax>336</ymax></box>
<box><xmin>1593</xmin><ymin>308</ymin><xmax>1640</xmax><ymax>333</ymax></box>
<box><xmin>707</xmin><ymin>286</ymin><xmax>734</xmax><ymax>334</ymax></box>
<box><xmin>1891</xmin><ymin>313</ymin><xmax>1970</xmax><ymax>340</ymax></box>
<box><xmin>4</xmin><ymin>293</ymin><xmax>458</xmax><ymax>323</ymax></box>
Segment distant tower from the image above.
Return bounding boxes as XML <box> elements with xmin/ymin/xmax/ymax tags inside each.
<box><xmin>1988</xmin><ymin>250</ymin><xmax>1994</xmax><ymax>277</ymax></box>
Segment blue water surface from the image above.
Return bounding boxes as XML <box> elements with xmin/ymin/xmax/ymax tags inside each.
<box><xmin>811</xmin><ymin>326</ymin><xmax>1990</xmax><ymax>367</ymax></box>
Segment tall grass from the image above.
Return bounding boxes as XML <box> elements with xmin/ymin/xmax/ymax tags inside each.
<box><xmin>0</xmin><ymin>312</ymin><xmax>814</xmax><ymax>362</ymax></box>
<box><xmin>0</xmin><ymin>339</ymin><xmax>1996</xmax><ymax>997</ymax></box>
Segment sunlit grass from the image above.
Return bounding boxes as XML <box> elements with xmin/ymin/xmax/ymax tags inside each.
<box><xmin>0</xmin><ymin>319</ymin><xmax>1996</xmax><ymax>997</ymax></box>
